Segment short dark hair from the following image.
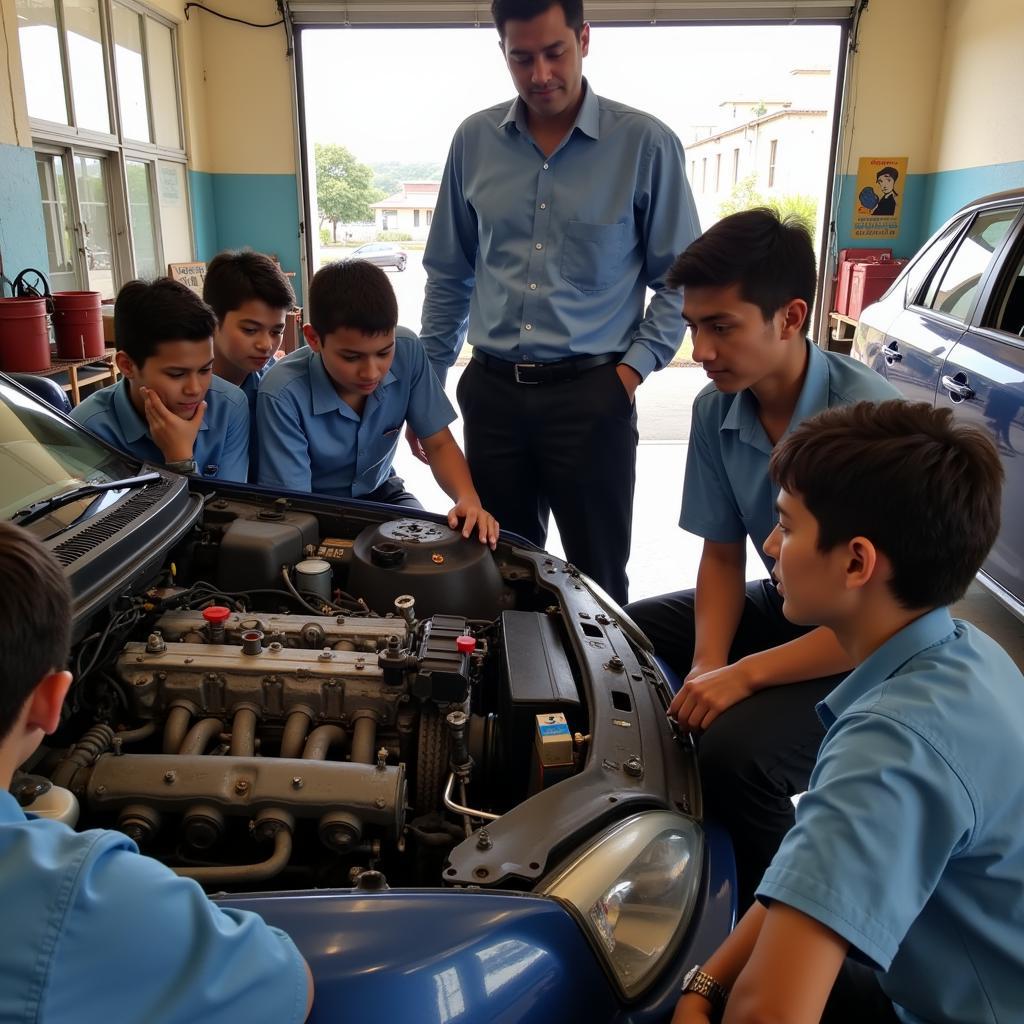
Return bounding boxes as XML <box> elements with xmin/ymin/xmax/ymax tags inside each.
<box><xmin>770</xmin><ymin>400</ymin><xmax>1003</xmax><ymax>610</ymax></box>
<box><xmin>203</xmin><ymin>250</ymin><xmax>295</xmax><ymax>323</ymax></box>
<box><xmin>491</xmin><ymin>0</ymin><xmax>584</xmax><ymax>39</ymax></box>
<box><xmin>0</xmin><ymin>523</ymin><xmax>72</xmax><ymax>742</ymax></box>
<box><xmin>308</xmin><ymin>260</ymin><xmax>398</xmax><ymax>340</ymax></box>
<box><xmin>114</xmin><ymin>278</ymin><xmax>217</xmax><ymax>367</ymax></box>
<box><xmin>667</xmin><ymin>208</ymin><xmax>817</xmax><ymax>328</ymax></box>
<box><xmin>876</xmin><ymin>166</ymin><xmax>899</xmax><ymax>182</ymax></box>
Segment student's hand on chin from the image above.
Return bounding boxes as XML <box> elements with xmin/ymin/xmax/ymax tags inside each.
<box><xmin>670</xmin><ymin>662</ymin><xmax>755</xmax><ymax>732</ymax></box>
<box><xmin>447</xmin><ymin>499</ymin><xmax>499</xmax><ymax>549</ymax></box>
<box><xmin>141</xmin><ymin>386</ymin><xmax>206</xmax><ymax>464</ymax></box>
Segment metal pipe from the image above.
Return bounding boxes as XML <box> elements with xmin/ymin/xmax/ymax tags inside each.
<box><xmin>114</xmin><ymin>721</ymin><xmax>157</xmax><ymax>745</ymax></box>
<box><xmin>229</xmin><ymin>708</ymin><xmax>258</xmax><ymax>757</ymax></box>
<box><xmin>280</xmin><ymin>708</ymin><xmax>313</xmax><ymax>759</ymax></box>
<box><xmin>163</xmin><ymin>706</ymin><xmax>192</xmax><ymax>754</ymax></box>
<box><xmin>173</xmin><ymin>829</ymin><xmax>292</xmax><ymax>886</ymax></box>
<box><xmin>443</xmin><ymin>773</ymin><xmax>500</xmax><ymax>822</ymax></box>
<box><xmin>350</xmin><ymin>714</ymin><xmax>377</xmax><ymax>765</ymax></box>
<box><xmin>178</xmin><ymin>718</ymin><xmax>224</xmax><ymax>756</ymax></box>
<box><xmin>301</xmin><ymin>725</ymin><xmax>346</xmax><ymax>761</ymax></box>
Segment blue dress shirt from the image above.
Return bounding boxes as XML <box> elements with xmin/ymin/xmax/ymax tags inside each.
<box><xmin>235</xmin><ymin>359</ymin><xmax>275</xmax><ymax>477</ymax></box>
<box><xmin>420</xmin><ymin>81</ymin><xmax>700</xmax><ymax>385</ymax></box>
<box><xmin>256</xmin><ymin>329</ymin><xmax>455</xmax><ymax>498</ymax></box>
<box><xmin>0</xmin><ymin>791</ymin><xmax>308</xmax><ymax>1023</ymax></box>
<box><xmin>681</xmin><ymin>341</ymin><xmax>899</xmax><ymax>573</ymax></box>
<box><xmin>758</xmin><ymin>608</ymin><xmax>1024</xmax><ymax>1023</ymax></box>
<box><xmin>70</xmin><ymin>376</ymin><xmax>250</xmax><ymax>481</ymax></box>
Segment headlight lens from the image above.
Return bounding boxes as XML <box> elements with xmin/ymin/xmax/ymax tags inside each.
<box><xmin>540</xmin><ymin>811</ymin><xmax>703</xmax><ymax>998</ymax></box>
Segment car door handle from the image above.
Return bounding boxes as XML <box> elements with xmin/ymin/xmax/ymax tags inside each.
<box><xmin>941</xmin><ymin>373</ymin><xmax>975</xmax><ymax>401</ymax></box>
<box><xmin>881</xmin><ymin>342</ymin><xmax>902</xmax><ymax>362</ymax></box>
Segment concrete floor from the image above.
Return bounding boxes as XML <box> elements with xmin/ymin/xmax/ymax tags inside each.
<box><xmin>393</xmin><ymin>366</ymin><xmax>1024</xmax><ymax>670</ymax></box>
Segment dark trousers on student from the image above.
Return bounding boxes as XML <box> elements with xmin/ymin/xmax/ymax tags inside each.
<box><xmin>457</xmin><ymin>354</ymin><xmax>638</xmax><ymax>604</ymax></box>
<box><xmin>823</xmin><ymin>960</ymin><xmax>900</xmax><ymax>1023</ymax></box>
<box><xmin>624</xmin><ymin>579</ymin><xmax>845</xmax><ymax>911</ymax></box>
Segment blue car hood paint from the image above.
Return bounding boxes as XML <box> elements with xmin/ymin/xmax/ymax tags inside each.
<box><xmin>216</xmin><ymin>889</ymin><xmax>617</xmax><ymax>1023</ymax></box>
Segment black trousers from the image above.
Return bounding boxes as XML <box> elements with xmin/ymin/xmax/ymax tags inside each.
<box><xmin>624</xmin><ymin>580</ymin><xmax>845</xmax><ymax>911</ymax></box>
<box><xmin>457</xmin><ymin>358</ymin><xmax>638</xmax><ymax>604</ymax></box>
<box><xmin>363</xmin><ymin>472</ymin><xmax>422</xmax><ymax>509</ymax></box>
<box><xmin>823</xmin><ymin>959</ymin><xmax>899</xmax><ymax>1023</ymax></box>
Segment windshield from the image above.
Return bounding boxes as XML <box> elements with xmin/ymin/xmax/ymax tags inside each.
<box><xmin>0</xmin><ymin>379</ymin><xmax>138</xmax><ymax>521</ymax></box>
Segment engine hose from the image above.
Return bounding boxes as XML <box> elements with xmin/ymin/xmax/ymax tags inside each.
<box><xmin>173</xmin><ymin>829</ymin><xmax>292</xmax><ymax>886</ymax></box>
<box><xmin>229</xmin><ymin>708</ymin><xmax>258</xmax><ymax>757</ymax></box>
<box><xmin>350</xmin><ymin>715</ymin><xmax>377</xmax><ymax>766</ymax></box>
<box><xmin>178</xmin><ymin>717</ymin><xmax>224</xmax><ymax>756</ymax></box>
<box><xmin>114</xmin><ymin>721</ymin><xmax>157</xmax><ymax>745</ymax></box>
<box><xmin>301</xmin><ymin>724</ymin><xmax>346</xmax><ymax>761</ymax></box>
<box><xmin>52</xmin><ymin>724</ymin><xmax>115</xmax><ymax>789</ymax></box>
<box><xmin>280</xmin><ymin>708</ymin><xmax>313</xmax><ymax>759</ymax></box>
<box><xmin>163</xmin><ymin>706</ymin><xmax>192</xmax><ymax>753</ymax></box>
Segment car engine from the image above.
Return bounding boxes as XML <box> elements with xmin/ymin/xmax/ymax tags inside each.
<box><xmin>19</xmin><ymin>495</ymin><xmax>612</xmax><ymax>892</ymax></box>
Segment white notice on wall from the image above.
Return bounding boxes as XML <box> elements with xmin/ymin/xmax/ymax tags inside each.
<box><xmin>159</xmin><ymin>164</ymin><xmax>182</xmax><ymax>205</ymax></box>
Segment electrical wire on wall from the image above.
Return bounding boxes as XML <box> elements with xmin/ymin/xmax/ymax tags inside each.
<box><xmin>183</xmin><ymin>3</ymin><xmax>284</xmax><ymax>28</ymax></box>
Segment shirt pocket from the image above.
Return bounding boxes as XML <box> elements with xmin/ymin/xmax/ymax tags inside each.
<box><xmin>363</xmin><ymin>425</ymin><xmax>403</xmax><ymax>471</ymax></box>
<box><xmin>560</xmin><ymin>220</ymin><xmax>627</xmax><ymax>294</ymax></box>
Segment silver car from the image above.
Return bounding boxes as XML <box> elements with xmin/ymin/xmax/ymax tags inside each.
<box><xmin>349</xmin><ymin>242</ymin><xmax>407</xmax><ymax>271</ymax></box>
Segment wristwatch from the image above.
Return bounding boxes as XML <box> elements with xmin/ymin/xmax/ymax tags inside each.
<box><xmin>682</xmin><ymin>965</ymin><xmax>728</xmax><ymax>1015</ymax></box>
<box><xmin>165</xmin><ymin>458</ymin><xmax>198</xmax><ymax>475</ymax></box>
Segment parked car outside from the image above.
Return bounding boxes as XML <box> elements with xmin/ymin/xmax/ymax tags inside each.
<box><xmin>2</xmin><ymin>373</ymin><xmax>734</xmax><ymax>1023</ymax></box>
<box><xmin>852</xmin><ymin>188</ymin><xmax>1024</xmax><ymax>620</ymax></box>
<box><xmin>348</xmin><ymin>241</ymin><xmax>408</xmax><ymax>271</ymax></box>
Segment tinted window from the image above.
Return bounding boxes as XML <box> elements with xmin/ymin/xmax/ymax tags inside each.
<box><xmin>905</xmin><ymin>217</ymin><xmax>966</xmax><ymax>304</ymax></box>
<box><xmin>990</xmin><ymin>238</ymin><xmax>1024</xmax><ymax>338</ymax></box>
<box><xmin>922</xmin><ymin>208</ymin><xmax>1018</xmax><ymax>322</ymax></box>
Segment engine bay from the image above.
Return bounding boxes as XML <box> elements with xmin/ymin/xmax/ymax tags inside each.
<box><xmin>17</xmin><ymin>489</ymin><xmax>692</xmax><ymax>894</ymax></box>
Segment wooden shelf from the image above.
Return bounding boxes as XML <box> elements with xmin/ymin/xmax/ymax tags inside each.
<box><xmin>33</xmin><ymin>348</ymin><xmax>119</xmax><ymax>406</ymax></box>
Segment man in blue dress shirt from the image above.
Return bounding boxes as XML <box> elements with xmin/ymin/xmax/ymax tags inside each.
<box><xmin>416</xmin><ymin>0</ymin><xmax>700</xmax><ymax>602</ymax></box>
<box><xmin>625</xmin><ymin>209</ymin><xmax>898</xmax><ymax>912</ymax></box>
<box><xmin>0</xmin><ymin>521</ymin><xmax>313</xmax><ymax>1023</ymax></box>
<box><xmin>71</xmin><ymin>278</ymin><xmax>250</xmax><ymax>480</ymax></box>
<box><xmin>673</xmin><ymin>400</ymin><xmax>1024</xmax><ymax>1024</ymax></box>
<box><xmin>258</xmin><ymin>260</ymin><xmax>498</xmax><ymax>545</ymax></box>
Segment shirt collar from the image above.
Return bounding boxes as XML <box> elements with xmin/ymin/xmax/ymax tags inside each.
<box><xmin>818</xmin><ymin>607</ymin><xmax>957</xmax><ymax>728</ymax></box>
<box><xmin>500</xmin><ymin>79</ymin><xmax>600</xmax><ymax>141</ymax></box>
<box><xmin>308</xmin><ymin>351</ymin><xmax>397</xmax><ymax>418</ymax></box>
<box><xmin>719</xmin><ymin>339</ymin><xmax>825</xmax><ymax>453</ymax></box>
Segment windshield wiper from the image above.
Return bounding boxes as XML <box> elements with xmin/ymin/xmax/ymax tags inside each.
<box><xmin>12</xmin><ymin>472</ymin><xmax>162</xmax><ymax>528</ymax></box>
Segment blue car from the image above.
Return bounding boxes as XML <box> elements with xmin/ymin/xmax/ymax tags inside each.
<box><xmin>852</xmin><ymin>188</ymin><xmax>1024</xmax><ymax>621</ymax></box>
<box><xmin>4</xmin><ymin>374</ymin><xmax>735</xmax><ymax>1022</ymax></box>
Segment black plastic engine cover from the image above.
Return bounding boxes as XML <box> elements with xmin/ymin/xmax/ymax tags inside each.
<box><xmin>413</xmin><ymin>615</ymin><xmax>471</xmax><ymax>704</ymax></box>
<box><xmin>216</xmin><ymin>510</ymin><xmax>319</xmax><ymax>592</ymax></box>
<box><xmin>347</xmin><ymin>519</ymin><xmax>506</xmax><ymax>619</ymax></box>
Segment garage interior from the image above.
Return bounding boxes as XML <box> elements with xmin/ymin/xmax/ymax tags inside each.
<box><xmin>1</xmin><ymin>0</ymin><xmax>1023</xmax><ymax>1017</ymax></box>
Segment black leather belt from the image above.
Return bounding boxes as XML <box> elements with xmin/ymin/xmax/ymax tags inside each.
<box><xmin>472</xmin><ymin>349</ymin><xmax>618</xmax><ymax>385</ymax></box>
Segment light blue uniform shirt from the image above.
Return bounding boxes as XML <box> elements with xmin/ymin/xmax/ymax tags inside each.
<box><xmin>70</xmin><ymin>376</ymin><xmax>250</xmax><ymax>481</ymax></box>
<box><xmin>758</xmin><ymin>608</ymin><xmax>1024</xmax><ymax>1023</ymax></box>
<box><xmin>235</xmin><ymin>359</ymin><xmax>275</xmax><ymax>478</ymax></box>
<box><xmin>421</xmin><ymin>81</ymin><xmax>699</xmax><ymax>385</ymax></box>
<box><xmin>681</xmin><ymin>340</ymin><xmax>898</xmax><ymax>573</ymax></box>
<box><xmin>0</xmin><ymin>791</ymin><xmax>308</xmax><ymax>1023</ymax></box>
<box><xmin>256</xmin><ymin>329</ymin><xmax>455</xmax><ymax>498</ymax></box>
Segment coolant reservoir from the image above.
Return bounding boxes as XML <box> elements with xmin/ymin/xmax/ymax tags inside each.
<box><xmin>23</xmin><ymin>785</ymin><xmax>80</xmax><ymax>828</ymax></box>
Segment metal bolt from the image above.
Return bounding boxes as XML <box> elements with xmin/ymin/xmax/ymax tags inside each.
<box><xmin>624</xmin><ymin>755</ymin><xmax>643</xmax><ymax>778</ymax></box>
<box><xmin>473</xmin><ymin>867</ymin><xmax>489</xmax><ymax>879</ymax></box>
<box><xmin>146</xmin><ymin>631</ymin><xmax>166</xmax><ymax>653</ymax></box>
<box><xmin>607</xmin><ymin>656</ymin><xmax>624</xmax><ymax>672</ymax></box>
<box><xmin>318</xmin><ymin>647</ymin><xmax>334</xmax><ymax>661</ymax></box>
<box><xmin>291</xmin><ymin>776</ymin><xmax>303</xmax><ymax>789</ymax></box>
<box><xmin>595</xmin><ymin>614</ymin><xmax>611</xmax><ymax>625</ymax></box>
<box><xmin>476</xmin><ymin>828</ymin><xmax>493</xmax><ymax>851</ymax></box>
<box><xmin>235</xmin><ymin>779</ymin><xmax>249</xmax><ymax>794</ymax></box>
<box><xmin>374</xmin><ymin>797</ymin><xmax>386</xmax><ymax>809</ymax></box>
<box><xmin>163</xmin><ymin>770</ymin><xmax>176</xmax><ymax>784</ymax></box>
<box><xmin>269</xmin><ymin>642</ymin><xmax>282</xmax><ymax>652</ymax></box>
<box><xmin>183</xmin><ymin>657</ymin><xmax>193</xmax><ymax>665</ymax></box>
<box><xmin>376</xmin><ymin>747</ymin><xmax>387</xmax><ymax>771</ymax></box>
<box><xmin>95</xmin><ymin>785</ymin><xmax>106</xmax><ymax>795</ymax></box>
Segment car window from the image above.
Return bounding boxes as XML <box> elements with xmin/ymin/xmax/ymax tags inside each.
<box><xmin>921</xmin><ymin>208</ymin><xmax>1018</xmax><ymax>322</ymax></box>
<box><xmin>990</xmin><ymin>240</ymin><xmax>1024</xmax><ymax>338</ymax></box>
<box><xmin>905</xmin><ymin>217</ymin><xmax>967</xmax><ymax>305</ymax></box>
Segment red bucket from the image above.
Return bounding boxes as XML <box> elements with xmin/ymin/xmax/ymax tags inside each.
<box><xmin>53</xmin><ymin>290</ymin><xmax>105</xmax><ymax>360</ymax></box>
<box><xmin>0</xmin><ymin>297</ymin><xmax>52</xmax><ymax>372</ymax></box>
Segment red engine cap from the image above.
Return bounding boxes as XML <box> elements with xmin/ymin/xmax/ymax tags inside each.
<box><xmin>456</xmin><ymin>635</ymin><xmax>476</xmax><ymax>654</ymax></box>
<box><xmin>202</xmin><ymin>605</ymin><xmax>232</xmax><ymax>624</ymax></box>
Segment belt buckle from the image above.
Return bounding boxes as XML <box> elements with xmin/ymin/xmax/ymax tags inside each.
<box><xmin>514</xmin><ymin>362</ymin><xmax>541</xmax><ymax>385</ymax></box>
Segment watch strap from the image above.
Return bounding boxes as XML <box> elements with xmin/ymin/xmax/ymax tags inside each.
<box><xmin>682</xmin><ymin>966</ymin><xmax>728</xmax><ymax>1013</ymax></box>
<box><xmin>165</xmin><ymin>458</ymin><xmax>198</xmax><ymax>474</ymax></box>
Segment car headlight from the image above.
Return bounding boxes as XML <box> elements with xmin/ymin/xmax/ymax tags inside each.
<box><xmin>539</xmin><ymin>811</ymin><xmax>703</xmax><ymax>998</ymax></box>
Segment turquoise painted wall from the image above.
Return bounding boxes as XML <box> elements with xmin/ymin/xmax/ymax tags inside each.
<box><xmin>836</xmin><ymin>159</ymin><xmax>1024</xmax><ymax>257</ymax></box>
<box><xmin>0</xmin><ymin>142</ymin><xmax>47</xmax><ymax>289</ymax></box>
<box><xmin>190</xmin><ymin>171</ymin><xmax>303</xmax><ymax>305</ymax></box>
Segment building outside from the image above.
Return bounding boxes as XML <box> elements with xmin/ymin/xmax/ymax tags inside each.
<box><xmin>369</xmin><ymin>181</ymin><xmax>440</xmax><ymax>239</ymax></box>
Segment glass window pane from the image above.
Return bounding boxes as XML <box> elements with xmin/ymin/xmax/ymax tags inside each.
<box><xmin>927</xmin><ymin>209</ymin><xmax>1017</xmax><ymax>322</ymax></box>
<box><xmin>146</xmin><ymin>18</ymin><xmax>180</xmax><ymax>149</ymax></box>
<box><xmin>16</xmin><ymin>0</ymin><xmax>69</xmax><ymax>124</ymax></box>
<box><xmin>112</xmin><ymin>3</ymin><xmax>150</xmax><ymax>142</ymax></box>
<box><xmin>65</xmin><ymin>0</ymin><xmax>110</xmax><ymax>133</ymax></box>
<box><xmin>157</xmin><ymin>161</ymin><xmax>191</xmax><ymax>263</ymax></box>
<box><xmin>126</xmin><ymin>159</ymin><xmax>159</xmax><ymax>279</ymax></box>
<box><xmin>36</xmin><ymin>153</ymin><xmax>80</xmax><ymax>292</ymax></box>
<box><xmin>74</xmin><ymin>154</ymin><xmax>117</xmax><ymax>298</ymax></box>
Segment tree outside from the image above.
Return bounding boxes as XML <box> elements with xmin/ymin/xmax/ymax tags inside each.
<box><xmin>719</xmin><ymin>174</ymin><xmax>819</xmax><ymax>240</ymax></box>
<box><xmin>314</xmin><ymin>143</ymin><xmax>384</xmax><ymax>242</ymax></box>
